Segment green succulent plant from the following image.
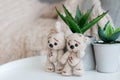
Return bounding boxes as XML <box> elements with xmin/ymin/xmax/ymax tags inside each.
<box><xmin>98</xmin><ymin>21</ymin><xmax>120</xmax><ymax>43</ymax></box>
<box><xmin>55</xmin><ymin>5</ymin><xmax>108</xmax><ymax>34</ymax></box>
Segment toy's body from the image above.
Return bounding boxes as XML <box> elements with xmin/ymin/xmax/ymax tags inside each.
<box><xmin>46</xmin><ymin>49</ymin><xmax>64</xmax><ymax>72</ymax></box>
<box><xmin>46</xmin><ymin>22</ymin><xmax>65</xmax><ymax>73</ymax></box>
<box><xmin>60</xmin><ymin>50</ymin><xmax>84</xmax><ymax>76</ymax></box>
<box><xmin>60</xmin><ymin>33</ymin><xmax>88</xmax><ymax>76</ymax></box>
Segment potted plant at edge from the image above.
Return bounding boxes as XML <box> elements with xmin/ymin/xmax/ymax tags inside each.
<box><xmin>93</xmin><ymin>21</ymin><xmax>120</xmax><ymax>73</ymax></box>
<box><xmin>55</xmin><ymin>5</ymin><xmax>108</xmax><ymax>70</ymax></box>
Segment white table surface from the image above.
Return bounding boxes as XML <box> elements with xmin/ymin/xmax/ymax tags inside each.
<box><xmin>0</xmin><ymin>55</ymin><xmax>120</xmax><ymax>80</ymax></box>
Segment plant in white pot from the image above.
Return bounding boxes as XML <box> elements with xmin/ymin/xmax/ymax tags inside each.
<box><xmin>93</xmin><ymin>21</ymin><xmax>120</xmax><ymax>73</ymax></box>
<box><xmin>55</xmin><ymin>5</ymin><xmax>107</xmax><ymax>70</ymax></box>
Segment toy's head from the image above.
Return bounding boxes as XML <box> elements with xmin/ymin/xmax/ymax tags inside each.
<box><xmin>66</xmin><ymin>33</ymin><xmax>88</xmax><ymax>52</ymax></box>
<box><xmin>47</xmin><ymin>22</ymin><xmax>65</xmax><ymax>50</ymax></box>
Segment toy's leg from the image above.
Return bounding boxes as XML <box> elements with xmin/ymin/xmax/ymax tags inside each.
<box><xmin>56</xmin><ymin>62</ymin><xmax>64</xmax><ymax>74</ymax></box>
<box><xmin>61</xmin><ymin>63</ymin><xmax>72</xmax><ymax>76</ymax></box>
<box><xmin>73</xmin><ymin>62</ymin><xmax>84</xmax><ymax>76</ymax></box>
<box><xmin>46</xmin><ymin>61</ymin><xmax>55</xmax><ymax>72</ymax></box>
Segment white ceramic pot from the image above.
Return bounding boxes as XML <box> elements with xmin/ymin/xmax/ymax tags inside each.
<box><xmin>93</xmin><ymin>43</ymin><xmax>120</xmax><ymax>73</ymax></box>
<box><xmin>83</xmin><ymin>36</ymin><xmax>96</xmax><ymax>70</ymax></box>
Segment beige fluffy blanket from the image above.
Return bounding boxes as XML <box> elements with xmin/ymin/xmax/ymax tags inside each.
<box><xmin>0</xmin><ymin>0</ymin><xmax>113</xmax><ymax>64</ymax></box>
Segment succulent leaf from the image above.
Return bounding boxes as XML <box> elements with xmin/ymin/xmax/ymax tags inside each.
<box><xmin>110</xmin><ymin>31</ymin><xmax>120</xmax><ymax>41</ymax></box>
<box><xmin>98</xmin><ymin>20</ymin><xmax>120</xmax><ymax>43</ymax></box>
<box><xmin>103</xmin><ymin>21</ymin><xmax>110</xmax><ymax>30</ymax></box>
<box><xmin>75</xmin><ymin>5</ymin><xmax>82</xmax><ymax>23</ymax></box>
<box><xmin>56</xmin><ymin>5</ymin><xmax>107</xmax><ymax>35</ymax></box>
<box><xmin>66</xmin><ymin>17</ymin><xmax>81</xmax><ymax>33</ymax></box>
<box><xmin>81</xmin><ymin>11</ymin><xmax>108</xmax><ymax>34</ymax></box>
<box><xmin>78</xmin><ymin>6</ymin><xmax>94</xmax><ymax>28</ymax></box>
<box><xmin>98</xmin><ymin>25</ymin><xmax>108</xmax><ymax>42</ymax></box>
<box><xmin>104</xmin><ymin>22</ymin><xmax>114</xmax><ymax>37</ymax></box>
<box><xmin>62</xmin><ymin>4</ymin><xmax>75</xmax><ymax>21</ymax></box>
<box><xmin>114</xmin><ymin>27</ymin><xmax>120</xmax><ymax>33</ymax></box>
<box><xmin>55</xmin><ymin>7</ymin><xmax>67</xmax><ymax>24</ymax></box>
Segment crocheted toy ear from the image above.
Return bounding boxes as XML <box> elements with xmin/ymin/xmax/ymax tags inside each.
<box><xmin>48</xmin><ymin>29</ymin><xmax>57</xmax><ymax>38</ymax></box>
<box><xmin>56</xmin><ymin>21</ymin><xmax>62</xmax><ymax>33</ymax></box>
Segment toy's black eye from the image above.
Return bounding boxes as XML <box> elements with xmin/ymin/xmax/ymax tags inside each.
<box><xmin>68</xmin><ymin>42</ymin><xmax>70</xmax><ymax>45</ymax></box>
<box><xmin>75</xmin><ymin>44</ymin><xmax>78</xmax><ymax>47</ymax></box>
<box><xmin>48</xmin><ymin>41</ymin><xmax>50</xmax><ymax>43</ymax></box>
<box><xmin>54</xmin><ymin>42</ymin><xmax>57</xmax><ymax>46</ymax></box>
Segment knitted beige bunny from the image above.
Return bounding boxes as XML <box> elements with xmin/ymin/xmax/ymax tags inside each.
<box><xmin>45</xmin><ymin>22</ymin><xmax>65</xmax><ymax>73</ymax></box>
<box><xmin>60</xmin><ymin>33</ymin><xmax>88</xmax><ymax>76</ymax></box>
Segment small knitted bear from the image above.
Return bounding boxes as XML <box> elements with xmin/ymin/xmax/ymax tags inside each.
<box><xmin>60</xmin><ymin>33</ymin><xmax>88</xmax><ymax>76</ymax></box>
<box><xmin>46</xmin><ymin>22</ymin><xmax>65</xmax><ymax>73</ymax></box>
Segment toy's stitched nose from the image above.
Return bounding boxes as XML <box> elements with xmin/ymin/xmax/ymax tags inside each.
<box><xmin>49</xmin><ymin>44</ymin><xmax>53</xmax><ymax>48</ymax></box>
<box><xmin>70</xmin><ymin>45</ymin><xmax>74</xmax><ymax>49</ymax></box>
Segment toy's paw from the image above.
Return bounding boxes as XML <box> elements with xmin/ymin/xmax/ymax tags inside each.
<box><xmin>61</xmin><ymin>70</ymin><xmax>72</xmax><ymax>76</ymax></box>
<box><xmin>73</xmin><ymin>69</ymin><xmax>84</xmax><ymax>76</ymax></box>
<box><xmin>46</xmin><ymin>66</ymin><xmax>55</xmax><ymax>72</ymax></box>
<box><xmin>56</xmin><ymin>63</ymin><xmax>63</xmax><ymax>74</ymax></box>
<box><xmin>56</xmin><ymin>67</ymin><xmax>63</xmax><ymax>74</ymax></box>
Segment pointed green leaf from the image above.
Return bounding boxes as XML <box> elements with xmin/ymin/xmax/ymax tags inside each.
<box><xmin>62</xmin><ymin>5</ymin><xmax>75</xmax><ymax>21</ymax></box>
<box><xmin>78</xmin><ymin>6</ymin><xmax>94</xmax><ymax>28</ymax></box>
<box><xmin>66</xmin><ymin>17</ymin><xmax>81</xmax><ymax>33</ymax></box>
<box><xmin>75</xmin><ymin>5</ymin><xmax>82</xmax><ymax>23</ymax></box>
<box><xmin>114</xmin><ymin>27</ymin><xmax>120</xmax><ymax>33</ymax></box>
<box><xmin>55</xmin><ymin>7</ymin><xmax>67</xmax><ymax>24</ymax></box>
<box><xmin>98</xmin><ymin>25</ymin><xmax>108</xmax><ymax>42</ymax></box>
<box><xmin>81</xmin><ymin>11</ymin><xmax>108</xmax><ymax>34</ymax></box>
<box><xmin>104</xmin><ymin>22</ymin><xmax>114</xmax><ymax>37</ymax></box>
<box><xmin>56</xmin><ymin>6</ymin><xmax>81</xmax><ymax>33</ymax></box>
<box><xmin>103</xmin><ymin>21</ymin><xmax>110</xmax><ymax>30</ymax></box>
<box><xmin>110</xmin><ymin>31</ymin><xmax>120</xmax><ymax>41</ymax></box>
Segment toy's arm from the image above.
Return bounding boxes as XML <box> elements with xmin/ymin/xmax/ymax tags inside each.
<box><xmin>68</xmin><ymin>51</ymin><xmax>85</xmax><ymax>66</ymax></box>
<box><xmin>68</xmin><ymin>53</ymin><xmax>80</xmax><ymax>66</ymax></box>
<box><xmin>77</xmin><ymin>51</ymin><xmax>85</xmax><ymax>58</ymax></box>
<box><xmin>57</xmin><ymin>50</ymin><xmax>64</xmax><ymax>61</ymax></box>
<box><xmin>59</xmin><ymin>51</ymin><xmax>70</xmax><ymax>65</ymax></box>
<box><xmin>47</xmin><ymin>49</ymin><xmax>57</xmax><ymax>62</ymax></box>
